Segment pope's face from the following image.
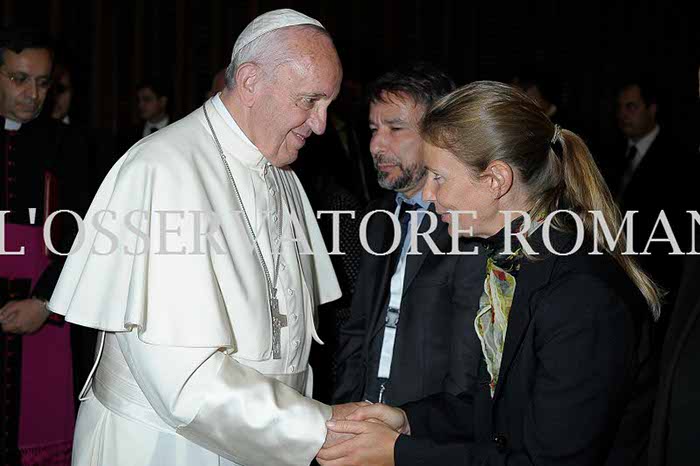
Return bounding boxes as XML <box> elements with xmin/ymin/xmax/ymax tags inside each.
<box><xmin>0</xmin><ymin>48</ymin><xmax>52</xmax><ymax>123</ymax></box>
<box><xmin>251</xmin><ymin>33</ymin><xmax>342</xmax><ymax>167</ymax></box>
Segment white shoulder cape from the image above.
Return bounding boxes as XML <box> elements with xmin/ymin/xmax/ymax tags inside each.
<box><xmin>49</xmin><ymin>104</ymin><xmax>341</xmax><ymax>360</ymax></box>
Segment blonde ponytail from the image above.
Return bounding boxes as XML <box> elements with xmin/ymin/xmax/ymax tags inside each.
<box><xmin>422</xmin><ymin>80</ymin><xmax>662</xmax><ymax>319</ymax></box>
<box><xmin>553</xmin><ymin>130</ymin><xmax>663</xmax><ymax>318</ymax></box>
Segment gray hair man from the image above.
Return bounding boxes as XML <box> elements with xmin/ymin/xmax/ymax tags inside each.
<box><xmin>49</xmin><ymin>9</ymin><xmax>361</xmax><ymax>466</ymax></box>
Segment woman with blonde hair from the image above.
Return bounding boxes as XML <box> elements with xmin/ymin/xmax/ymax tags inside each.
<box><xmin>319</xmin><ymin>81</ymin><xmax>658</xmax><ymax>466</ymax></box>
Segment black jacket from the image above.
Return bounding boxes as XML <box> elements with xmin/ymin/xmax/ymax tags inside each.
<box><xmin>603</xmin><ymin>132</ymin><xmax>690</xmax><ymax>304</ymax></box>
<box><xmin>648</xmin><ymin>254</ymin><xmax>700</xmax><ymax>466</ymax></box>
<box><xmin>395</xmin><ymin>229</ymin><xmax>656</xmax><ymax>466</ymax></box>
<box><xmin>1</xmin><ymin>117</ymin><xmax>96</xmax><ymax>464</ymax></box>
<box><xmin>333</xmin><ymin>194</ymin><xmax>485</xmax><ymax>406</ymax></box>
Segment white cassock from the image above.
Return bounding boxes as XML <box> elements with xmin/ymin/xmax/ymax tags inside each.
<box><xmin>48</xmin><ymin>94</ymin><xmax>341</xmax><ymax>466</ymax></box>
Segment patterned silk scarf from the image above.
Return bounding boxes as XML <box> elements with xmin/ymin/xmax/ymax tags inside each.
<box><xmin>475</xmin><ymin>215</ymin><xmax>543</xmax><ymax>397</ymax></box>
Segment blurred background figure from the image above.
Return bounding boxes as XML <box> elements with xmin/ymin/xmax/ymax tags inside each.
<box><xmin>649</xmin><ymin>61</ymin><xmax>700</xmax><ymax>466</ymax></box>
<box><xmin>610</xmin><ymin>78</ymin><xmax>662</xmax><ymax>200</ymax></box>
<box><xmin>136</xmin><ymin>79</ymin><xmax>170</xmax><ymax>136</ymax></box>
<box><xmin>43</xmin><ymin>58</ymin><xmax>113</xmax><ymax>204</ymax></box>
<box><xmin>600</xmin><ymin>76</ymin><xmax>695</xmax><ymax>357</ymax></box>
<box><xmin>511</xmin><ymin>68</ymin><xmax>582</xmax><ymax>134</ymax></box>
<box><xmin>48</xmin><ymin>64</ymin><xmax>72</xmax><ymax>124</ymax></box>
<box><xmin>119</xmin><ymin>78</ymin><xmax>171</xmax><ymax>153</ymax></box>
<box><xmin>49</xmin><ymin>63</ymin><xmax>71</xmax><ymax>124</ymax></box>
<box><xmin>206</xmin><ymin>67</ymin><xmax>226</xmax><ymax>98</ymax></box>
<box><xmin>513</xmin><ymin>71</ymin><xmax>560</xmax><ymax>119</ymax></box>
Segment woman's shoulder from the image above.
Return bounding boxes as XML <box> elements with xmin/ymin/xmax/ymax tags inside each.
<box><xmin>528</xmin><ymin>227</ymin><xmax>623</xmax><ymax>274</ymax></box>
<box><xmin>527</xmin><ymin>228</ymin><xmax>646</xmax><ymax>313</ymax></box>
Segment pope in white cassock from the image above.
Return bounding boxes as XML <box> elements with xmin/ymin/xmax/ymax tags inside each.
<box><xmin>48</xmin><ymin>9</ymin><xmax>358</xmax><ymax>466</ymax></box>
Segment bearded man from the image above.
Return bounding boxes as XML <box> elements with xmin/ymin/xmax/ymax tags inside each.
<box><xmin>333</xmin><ymin>63</ymin><xmax>485</xmax><ymax>407</ymax></box>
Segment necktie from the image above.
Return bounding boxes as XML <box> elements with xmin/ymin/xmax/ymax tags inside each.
<box><xmin>390</xmin><ymin>202</ymin><xmax>419</xmax><ymax>272</ymax></box>
<box><xmin>399</xmin><ymin>201</ymin><xmax>419</xmax><ymax>245</ymax></box>
<box><xmin>625</xmin><ymin>145</ymin><xmax>638</xmax><ymax>162</ymax></box>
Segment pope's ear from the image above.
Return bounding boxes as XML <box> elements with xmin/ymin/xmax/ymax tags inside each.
<box><xmin>234</xmin><ymin>62</ymin><xmax>263</xmax><ymax>107</ymax></box>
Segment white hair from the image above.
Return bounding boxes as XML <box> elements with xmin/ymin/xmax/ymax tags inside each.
<box><xmin>225</xmin><ymin>24</ymin><xmax>329</xmax><ymax>89</ymax></box>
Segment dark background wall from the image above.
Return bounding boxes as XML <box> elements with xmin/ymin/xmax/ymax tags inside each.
<box><xmin>2</xmin><ymin>0</ymin><xmax>698</xmax><ymax>149</ymax></box>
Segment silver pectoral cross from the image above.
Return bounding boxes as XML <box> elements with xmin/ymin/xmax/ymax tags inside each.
<box><xmin>270</xmin><ymin>293</ymin><xmax>288</xmax><ymax>359</ymax></box>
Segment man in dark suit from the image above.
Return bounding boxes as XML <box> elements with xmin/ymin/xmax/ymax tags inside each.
<box><xmin>119</xmin><ymin>78</ymin><xmax>171</xmax><ymax>153</ymax></box>
<box><xmin>609</xmin><ymin>78</ymin><xmax>664</xmax><ymax>205</ymax></box>
<box><xmin>649</xmin><ymin>253</ymin><xmax>700</xmax><ymax>466</ymax></box>
<box><xmin>602</xmin><ymin>79</ymin><xmax>690</xmax><ymax>330</ymax></box>
<box><xmin>333</xmin><ymin>63</ymin><xmax>485</xmax><ymax>407</ymax></box>
<box><xmin>647</xmin><ymin>63</ymin><xmax>700</xmax><ymax>466</ymax></box>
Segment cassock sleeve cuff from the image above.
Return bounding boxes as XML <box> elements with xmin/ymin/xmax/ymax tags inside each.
<box><xmin>176</xmin><ymin>355</ymin><xmax>329</xmax><ymax>466</ymax></box>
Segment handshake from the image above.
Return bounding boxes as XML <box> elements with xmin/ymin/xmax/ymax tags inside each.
<box><xmin>317</xmin><ymin>402</ymin><xmax>411</xmax><ymax>466</ymax></box>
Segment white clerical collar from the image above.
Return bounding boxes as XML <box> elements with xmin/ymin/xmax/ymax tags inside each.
<box><xmin>3</xmin><ymin>117</ymin><xmax>22</xmax><ymax>131</ymax></box>
<box><xmin>211</xmin><ymin>93</ymin><xmax>266</xmax><ymax>168</ymax></box>
<box><xmin>144</xmin><ymin>115</ymin><xmax>169</xmax><ymax>132</ymax></box>
<box><xmin>627</xmin><ymin>124</ymin><xmax>660</xmax><ymax>160</ymax></box>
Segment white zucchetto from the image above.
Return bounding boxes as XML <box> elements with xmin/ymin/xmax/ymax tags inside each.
<box><xmin>231</xmin><ymin>8</ymin><xmax>324</xmax><ymax>61</ymax></box>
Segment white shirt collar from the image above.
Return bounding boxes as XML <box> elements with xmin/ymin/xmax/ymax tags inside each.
<box><xmin>395</xmin><ymin>189</ymin><xmax>430</xmax><ymax>210</ymax></box>
<box><xmin>3</xmin><ymin>117</ymin><xmax>22</xmax><ymax>131</ymax></box>
<box><xmin>144</xmin><ymin>115</ymin><xmax>170</xmax><ymax>131</ymax></box>
<box><xmin>211</xmin><ymin>93</ymin><xmax>266</xmax><ymax>168</ymax></box>
<box><xmin>628</xmin><ymin>124</ymin><xmax>660</xmax><ymax>159</ymax></box>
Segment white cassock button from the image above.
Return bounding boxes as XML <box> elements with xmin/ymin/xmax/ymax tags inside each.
<box><xmin>292</xmin><ymin>339</ymin><xmax>300</xmax><ymax>349</ymax></box>
<box><xmin>287</xmin><ymin>288</ymin><xmax>294</xmax><ymax>296</ymax></box>
<box><xmin>291</xmin><ymin>313</ymin><xmax>298</xmax><ymax>322</ymax></box>
<box><xmin>281</xmin><ymin>262</ymin><xmax>286</xmax><ymax>270</ymax></box>
<box><xmin>269</xmin><ymin>188</ymin><xmax>276</xmax><ymax>195</ymax></box>
<box><xmin>289</xmin><ymin>364</ymin><xmax>296</xmax><ymax>372</ymax></box>
<box><xmin>275</xmin><ymin>237</ymin><xmax>280</xmax><ymax>244</ymax></box>
<box><xmin>273</xmin><ymin>214</ymin><xmax>278</xmax><ymax>223</ymax></box>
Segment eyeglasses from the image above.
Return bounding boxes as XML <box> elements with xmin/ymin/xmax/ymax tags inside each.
<box><xmin>0</xmin><ymin>69</ymin><xmax>52</xmax><ymax>91</ymax></box>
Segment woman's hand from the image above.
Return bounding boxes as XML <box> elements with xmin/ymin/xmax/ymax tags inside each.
<box><xmin>317</xmin><ymin>419</ymin><xmax>399</xmax><ymax>466</ymax></box>
<box><xmin>346</xmin><ymin>403</ymin><xmax>411</xmax><ymax>434</ymax></box>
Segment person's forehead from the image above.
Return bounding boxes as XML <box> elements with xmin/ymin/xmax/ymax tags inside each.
<box><xmin>424</xmin><ymin>142</ymin><xmax>447</xmax><ymax>157</ymax></box>
<box><xmin>423</xmin><ymin>143</ymin><xmax>450</xmax><ymax>168</ymax></box>
<box><xmin>2</xmin><ymin>48</ymin><xmax>52</xmax><ymax>73</ymax></box>
<box><xmin>370</xmin><ymin>93</ymin><xmax>424</xmax><ymax>120</ymax></box>
<box><xmin>138</xmin><ymin>87</ymin><xmax>157</xmax><ymax>97</ymax></box>
<box><xmin>618</xmin><ymin>85</ymin><xmax>642</xmax><ymax>102</ymax></box>
<box><xmin>290</xmin><ymin>33</ymin><xmax>340</xmax><ymax>75</ymax></box>
<box><xmin>282</xmin><ymin>58</ymin><xmax>341</xmax><ymax>98</ymax></box>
